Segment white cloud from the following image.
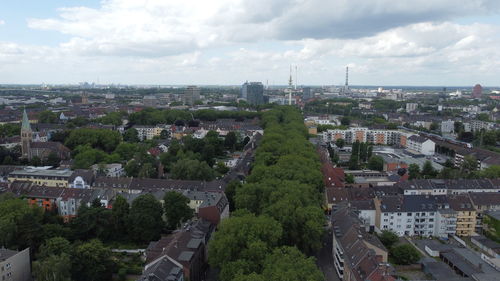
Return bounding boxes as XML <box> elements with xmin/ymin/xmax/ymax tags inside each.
<box><xmin>0</xmin><ymin>20</ymin><xmax>5</xmax><ymax>25</ymax></box>
<box><xmin>0</xmin><ymin>0</ymin><xmax>499</xmax><ymax>85</ymax></box>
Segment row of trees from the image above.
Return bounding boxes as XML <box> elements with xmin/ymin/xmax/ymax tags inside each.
<box><xmin>128</xmin><ymin>108</ymin><xmax>260</xmax><ymax>126</ymax></box>
<box><xmin>348</xmin><ymin>140</ymin><xmax>374</xmax><ymax>170</ymax></box>
<box><xmin>208</xmin><ymin>107</ymin><xmax>324</xmax><ymax>281</ymax></box>
<box><xmin>409</xmin><ymin>158</ymin><xmax>500</xmax><ymax>180</ymax></box>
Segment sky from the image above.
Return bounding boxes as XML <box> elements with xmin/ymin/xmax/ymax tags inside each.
<box><xmin>1</xmin><ymin>0</ymin><xmax>500</xmax><ymax>86</ymax></box>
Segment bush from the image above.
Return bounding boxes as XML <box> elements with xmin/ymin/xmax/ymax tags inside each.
<box><xmin>391</xmin><ymin>244</ymin><xmax>420</xmax><ymax>265</ymax></box>
<box><xmin>118</xmin><ymin>268</ymin><xmax>127</xmax><ymax>281</ymax></box>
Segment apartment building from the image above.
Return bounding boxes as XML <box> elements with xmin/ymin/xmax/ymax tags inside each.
<box><xmin>0</xmin><ymin>248</ymin><xmax>31</xmax><ymax>281</ymax></box>
<box><xmin>332</xmin><ymin>206</ymin><xmax>393</xmax><ymax>281</ymax></box>
<box><xmin>8</xmin><ymin>168</ymin><xmax>73</xmax><ymax>187</ymax></box>
<box><xmin>406</xmin><ymin>135</ymin><xmax>435</xmax><ymax>155</ymax></box>
<box><xmin>323</xmin><ymin>127</ymin><xmax>401</xmax><ymax>145</ymax></box>
<box><xmin>133</xmin><ymin>125</ymin><xmax>166</xmax><ymax>141</ymax></box>
<box><xmin>448</xmin><ymin>195</ymin><xmax>476</xmax><ymax>237</ymax></box>
<box><xmin>396</xmin><ymin>179</ymin><xmax>500</xmax><ymax>195</ymax></box>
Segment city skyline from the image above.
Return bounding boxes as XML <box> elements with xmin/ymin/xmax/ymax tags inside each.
<box><xmin>1</xmin><ymin>0</ymin><xmax>500</xmax><ymax>86</ymax></box>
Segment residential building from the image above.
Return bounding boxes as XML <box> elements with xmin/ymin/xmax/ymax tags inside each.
<box><xmin>57</xmin><ymin>188</ymin><xmax>96</xmax><ymax>221</ymax></box>
<box><xmin>241</xmin><ymin>82</ymin><xmax>264</xmax><ymax>105</ymax></box>
<box><xmin>406</xmin><ymin>135</ymin><xmax>435</xmax><ymax>155</ymax></box>
<box><xmin>0</xmin><ymin>248</ymin><xmax>31</xmax><ymax>281</ymax></box>
<box><xmin>143</xmin><ymin>219</ymin><xmax>214</xmax><ymax>281</ymax></box>
<box><xmin>68</xmin><ymin>169</ymin><xmax>95</xmax><ymax>189</ymax></box>
<box><xmin>133</xmin><ymin>125</ymin><xmax>166</xmax><ymax>141</ymax></box>
<box><xmin>396</xmin><ymin>179</ymin><xmax>500</xmax><ymax>196</ymax></box>
<box><xmin>406</xmin><ymin>103</ymin><xmax>418</xmax><ymax>112</ymax></box>
<box><xmin>8</xmin><ymin>181</ymin><xmax>64</xmax><ymax>211</ymax></box>
<box><xmin>440</xmin><ymin>119</ymin><xmax>455</xmax><ymax>134</ymax></box>
<box><xmin>143</xmin><ymin>95</ymin><xmax>157</xmax><ymax>107</ymax></box>
<box><xmin>8</xmin><ymin>167</ymin><xmax>73</xmax><ymax>187</ymax></box>
<box><xmin>183</xmin><ymin>86</ymin><xmax>200</xmax><ymax>106</ymax></box>
<box><xmin>434</xmin><ymin>209</ymin><xmax>457</xmax><ymax>238</ymax></box>
<box><xmin>472</xmin><ymin>84</ymin><xmax>482</xmax><ymax>99</ymax></box>
<box><xmin>331</xmin><ymin>206</ymin><xmax>393</xmax><ymax>281</ymax></box>
<box><xmin>91</xmin><ymin>163</ymin><xmax>125</xmax><ymax>177</ymax></box>
<box><xmin>448</xmin><ymin>195</ymin><xmax>476</xmax><ymax>236</ymax></box>
<box><xmin>323</xmin><ymin>127</ymin><xmax>401</xmax><ymax>145</ymax></box>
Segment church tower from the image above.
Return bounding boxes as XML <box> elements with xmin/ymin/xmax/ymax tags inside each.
<box><xmin>21</xmin><ymin>108</ymin><xmax>32</xmax><ymax>160</ymax></box>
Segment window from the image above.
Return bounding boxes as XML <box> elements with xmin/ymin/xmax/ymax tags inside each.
<box><xmin>397</xmin><ymin>213</ymin><xmax>402</xmax><ymax>216</ymax></box>
<box><xmin>407</xmin><ymin>213</ymin><xmax>412</xmax><ymax>216</ymax></box>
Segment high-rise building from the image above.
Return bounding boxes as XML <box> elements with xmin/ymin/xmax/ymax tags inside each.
<box><xmin>303</xmin><ymin>87</ymin><xmax>312</xmax><ymax>100</ymax></box>
<box><xmin>143</xmin><ymin>95</ymin><xmax>157</xmax><ymax>107</ymax></box>
<box><xmin>183</xmin><ymin>86</ymin><xmax>200</xmax><ymax>106</ymax></box>
<box><xmin>472</xmin><ymin>84</ymin><xmax>482</xmax><ymax>99</ymax></box>
<box><xmin>241</xmin><ymin>82</ymin><xmax>264</xmax><ymax>105</ymax></box>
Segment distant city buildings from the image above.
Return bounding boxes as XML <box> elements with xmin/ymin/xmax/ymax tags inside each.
<box><xmin>406</xmin><ymin>103</ymin><xmax>418</xmax><ymax>112</ymax></box>
<box><xmin>241</xmin><ymin>82</ymin><xmax>264</xmax><ymax>105</ymax></box>
<box><xmin>183</xmin><ymin>86</ymin><xmax>201</xmax><ymax>106</ymax></box>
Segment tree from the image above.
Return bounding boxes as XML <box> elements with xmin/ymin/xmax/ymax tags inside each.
<box><xmin>128</xmin><ymin>194</ymin><xmax>164</xmax><ymax>243</ymax></box>
<box><xmin>391</xmin><ymin>244</ymin><xmax>421</xmax><ymax>265</ymax></box>
<box><xmin>33</xmin><ymin>253</ymin><xmax>72</xmax><ymax>281</ymax></box>
<box><xmin>208</xmin><ymin>213</ymin><xmax>282</xmax><ymax>281</ymax></box>
<box><xmin>462</xmin><ymin>155</ymin><xmax>477</xmax><ymax>172</ymax></box>
<box><xmin>359</xmin><ymin>142</ymin><xmax>368</xmax><ymax>162</ymax></box>
<box><xmin>480</xmin><ymin>165</ymin><xmax>500</xmax><ymax>178</ymax></box>
<box><xmin>38</xmin><ymin>110</ymin><xmax>59</xmax><ymax>123</ymax></box>
<box><xmin>259</xmin><ymin>247</ymin><xmax>324</xmax><ymax>281</ymax></box>
<box><xmin>454</xmin><ymin>121</ymin><xmax>464</xmax><ymax>134</ymax></box>
<box><xmin>123</xmin><ymin>128</ymin><xmax>140</xmax><ymax>142</ymax></box>
<box><xmin>225</xmin><ymin>180</ymin><xmax>241</xmax><ymax>212</ymax></box>
<box><xmin>170</xmin><ymin>159</ymin><xmax>215</xmax><ymax>181</ymax></box>
<box><xmin>111</xmin><ymin>195</ymin><xmax>130</xmax><ymax>241</ymax></box>
<box><xmin>163</xmin><ymin>191</ymin><xmax>193</xmax><ymax>230</ymax></box>
<box><xmin>224</xmin><ymin>132</ymin><xmax>238</xmax><ymax>151</ymax></box>
<box><xmin>430</xmin><ymin>122</ymin><xmax>439</xmax><ymax>131</ymax></box>
<box><xmin>345</xmin><ymin>174</ymin><xmax>355</xmax><ymax>184</ymax></box>
<box><xmin>215</xmin><ymin>162</ymin><xmax>230</xmax><ymax>175</ymax></box>
<box><xmin>335</xmin><ymin>138</ymin><xmax>345</xmax><ymax>149</ymax></box>
<box><xmin>160</xmin><ymin>129</ymin><xmax>170</xmax><ymax>139</ymax></box>
<box><xmin>368</xmin><ymin>156</ymin><xmax>384</xmax><ymax>171</ymax></box>
<box><xmin>37</xmin><ymin>237</ymin><xmax>72</xmax><ymax>259</ymax></box>
<box><xmin>340</xmin><ymin>116</ymin><xmax>350</xmax><ymax>126</ymax></box>
<box><xmin>421</xmin><ymin>160</ymin><xmax>437</xmax><ymax>178</ymax></box>
<box><xmin>71</xmin><ymin>239</ymin><xmax>115</xmax><ymax>281</ymax></box>
<box><xmin>408</xmin><ymin>163</ymin><xmax>421</xmax><ymax>180</ymax></box>
<box><xmin>378</xmin><ymin>230</ymin><xmax>398</xmax><ymax>249</ymax></box>
<box><xmin>45</xmin><ymin>152</ymin><xmax>61</xmax><ymax>167</ymax></box>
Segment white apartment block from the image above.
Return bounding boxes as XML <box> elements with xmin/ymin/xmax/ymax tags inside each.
<box><xmin>133</xmin><ymin>125</ymin><xmax>166</xmax><ymax>141</ymax></box>
<box><xmin>406</xmin><ymin>135</ymin><xmax>435</xmax><ymax>155</ymax></box>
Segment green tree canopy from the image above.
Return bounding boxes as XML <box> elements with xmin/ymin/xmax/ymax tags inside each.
<box><xmin>163</xmin><ymin>191</ymin><xmax>193</xmax><ymax>230</ymax></box>
<box><xmin>128</xmin><ymin>194</ymin><xmax>164</xmax><ymax>243</ymax></box>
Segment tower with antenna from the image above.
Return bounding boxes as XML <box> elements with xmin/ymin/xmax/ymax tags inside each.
<box><xmin>343</xmin><ymin>66</ymin><xmax>350</xmax><ymax>95</ymax></box>
<box><xmin>288</xmin><ymin>65</ymin><xmax>293</xmax><ymax>105</ymax></box>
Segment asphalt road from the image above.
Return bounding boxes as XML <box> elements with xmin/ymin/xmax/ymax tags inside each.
<box><xmin>315</xmin><ymin>227</ymin><xmax>341</xmax><ymax>281</ymax></box>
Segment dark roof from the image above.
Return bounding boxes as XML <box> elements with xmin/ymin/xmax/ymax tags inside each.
<box><xmin>0</xmin><ymin>248</ymin><xmax>18</xmax><ymax>261</ymax></box>
<box><xmin>69</xmin><ymin>169</ymin><xmax>95</xmax><ymax>184</ymax></box>
<box><xmin>448</xmin><ymin>195</ymin><xmax>474</xmax><ymax>211</ymax></box>
<box><xmin>408</xmin><ymin>135</ymin><xmax>430</xmax><ymax>143</ymax></box>
<box><xmin>137</xmin><ymin>257</ymin><xmax>183</xmax><ymax>281</ymax></box>
<box><xmin>469</xmin><ymin>193</ymin><xmax>500</xmax><ymax>207</ymax></box>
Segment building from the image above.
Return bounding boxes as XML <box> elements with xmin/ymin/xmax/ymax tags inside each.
<box><xmin>8</xmin><ymin>182</ymin><xmax>64</xmax><ymax>211</ymax></box>
<box><xmin>440</xmin><ymin>120</ymin><xmax>455</xmax><ymax>134</ymax></box>
<box><xmin>91</xmin><ymin>163</ymin><xmax>125</xmax><ymax>177</ymax></box>
<box><xmin>8</xmin><ymin>167</ymin><xmax>73</xmax><ymax>187</ymax></box>
<box><xmin>183</xmin><ymin>86</ymin><xmax>200</xmax><ymax>106</ymax></box>
<box><xmin>143</xmin><ymin>95</ymin><xmax>158</xmax><ymax>107</ymax></box>
<box><xmin>241</xmin><ymin>82</ymin><xmax>264</xmax><ymax>105</ymax></box>
<box><xmin>406</xmin><ymin>103</ymin><xmax>418</xmax><ymax>112</ymax></box>
<box><xmin>448</xmin><ymin>195</ymin><xmax>476</xmax><ymax>237</ymax></box>
<box><xmin>133</xmin><ymin>125</ymin><xmax>166</xmax><ymax>141</ymax></box>
<box><xmin>143</xmin><ymin>219</ymin><xmax>214</xmax><ymax>281</ymax></box>
<box><xmin>472</xmin><ymin>84</ymin><xmax>483</xmax><ymax>99</ymax></box>
<box><xmin>406</xmin><ymin>135</ymin><xmax>435</xmax><ymax>155</ymax></box>
<box><xmin>331</xmin><ymin>205</ymin><xmax>394</xmax><ymax>281</ymax></box>
<box><xmin>0</xmin><ymin>248</ymin><xmax>31</xmax><ymax>281</ymax></box>
<box><xmin>323</xmin><ymin>128</ymin><xmax>401</xmax><ymax>145</ymax></box>
<box><xmin>20</xmin><ymin>109</ymin><xmax>70</xmax><ymax>161</ymax></box>
<box><xmin>302</xmin><ymin>87</ymin><xmax>313</xmax><ymax>100</ymax></box>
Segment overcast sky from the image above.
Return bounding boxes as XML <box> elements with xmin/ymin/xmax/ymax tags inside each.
<box><xmin>1</xmin><ymin>0</ymin><xmax>499</xmax><ymax>86</ymax></box>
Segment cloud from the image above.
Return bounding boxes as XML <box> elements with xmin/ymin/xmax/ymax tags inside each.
<box><xmin>26</xmin><ymin>0</ymin><xmax>500</xmax><ymax>58</ymax></box>
<box><xmin>0</xmin><ymin>20</ymin><xmax>5</xmax><ymax>25</ymax></box>
<box><xmin>1</xmin><ymin>0</ymin><xmax>499</xmax><ymax>85</ymax></box>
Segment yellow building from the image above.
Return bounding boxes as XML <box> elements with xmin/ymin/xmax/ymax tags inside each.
<box><xmin>449</xmin><ymin>195</ymin><xmax>477</xmax><ymax>236</ymax></box>
<box><xmin>8</xmin><ymin>168</ymin><xmax>73</xmax><ymax>188</ymax></box>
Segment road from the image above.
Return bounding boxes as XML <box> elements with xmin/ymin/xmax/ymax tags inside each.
<box><xmin>315</xmin><ymin>227</ymin><xmax>341</xmax><ymax>281</ymax></box>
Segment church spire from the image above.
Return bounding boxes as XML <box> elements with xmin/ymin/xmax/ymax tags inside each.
<box><xmin>21</xmin><ymin>108</ymin><xmax>31</xmax><ymax>131</ymax></box>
